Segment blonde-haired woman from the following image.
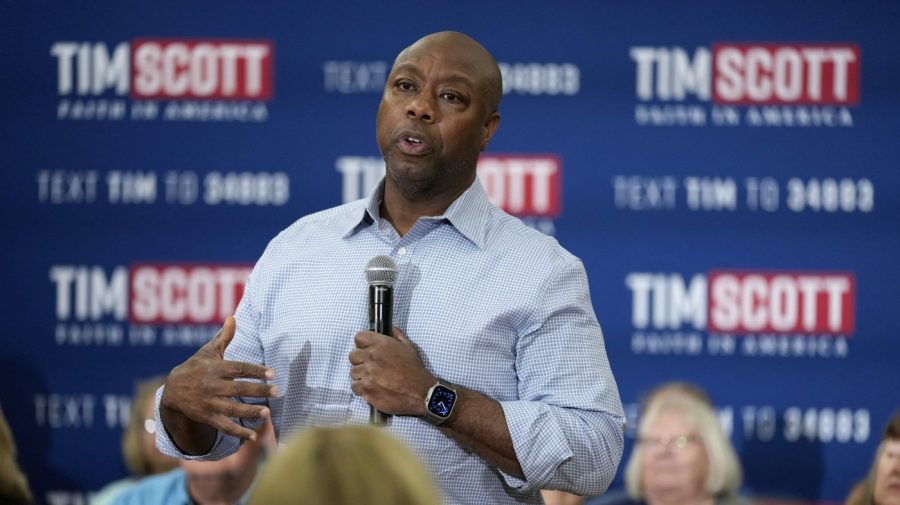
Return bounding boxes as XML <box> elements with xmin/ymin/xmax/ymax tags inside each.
<box><xmin>624</xmin><ymin>391</ymin><xmax>748</xmax><ymax>505</ymax></box>
<box><xmin>250</xmin><ymin>425</ymin><xmax>442</xmax><ymax>505</ymax></box>
<box><xmin>0</xmin><ymin>405</ymin><xmax>33</xmax><ymax>505</ymax></box>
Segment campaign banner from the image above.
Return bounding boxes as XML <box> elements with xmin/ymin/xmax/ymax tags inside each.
<box><xmin>2</xmin><ymin>1</ymin><xmax>898</xmax><ymax>503</ymax></box>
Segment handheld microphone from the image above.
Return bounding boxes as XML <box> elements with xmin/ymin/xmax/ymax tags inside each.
<box><xmin>364</xmin><ymin>255</ymin><xmax>398</xmax><ymax>426</ymax></box>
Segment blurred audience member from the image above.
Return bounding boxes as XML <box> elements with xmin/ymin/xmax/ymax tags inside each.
<box><xmin>584</xmin><ymin>383</ymin><xmax>720</xmax><ymax>505</ymax></box>
<box><xmin>0</xmin><ymin>405</ymin><xmax>33</xmax><ymax>505</ymax></box>
<box><xmin>622</xmin><ymin>383</ymin><xmax>747</xmax><ymax>505</ymax></box>
<box><xmin>92</xmin><ymin>377</ymin><xmax>179</xmax><ymax>505</ymax></box>
<box><xmin>846</xmin><ymin>413</ymin><xmax>900</xmax><ymax>505</ymax></box>
<box><xmin>249</xmin><ymin>425</ymin><xmax>442</xmax><ymax>505</ymax></box>
<box><xmin>112</xmin><ymin>419</ymin><xmax>273</xmax><ymax>505</ymax></box>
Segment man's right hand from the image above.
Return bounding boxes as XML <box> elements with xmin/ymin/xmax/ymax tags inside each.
<box><xmin>159</xmin><ymin>316</ymin><xmax>277</xmax><ymax>455</ymax></box>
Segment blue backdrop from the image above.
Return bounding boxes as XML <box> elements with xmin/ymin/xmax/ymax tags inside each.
<box><xmin>3</xmin><ymin>1</ymin><xmax>899</xmax><ymax>503</ymax></box>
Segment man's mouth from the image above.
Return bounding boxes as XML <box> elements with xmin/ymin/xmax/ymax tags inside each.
<box><xmin>396</xmin><ymin>130</ymin><xmax>434</xmax><ymax>156</ymax></box>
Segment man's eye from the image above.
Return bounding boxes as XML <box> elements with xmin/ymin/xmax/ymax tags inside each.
<box><xmin>441</xmin><ymin>92</ymin><xmax>462</xmax><ymax>103</ymax></box>
<box><xmin>396</xmin><ymin>81</ymin><xmax>415</xmax><ymax>91</ymax></box>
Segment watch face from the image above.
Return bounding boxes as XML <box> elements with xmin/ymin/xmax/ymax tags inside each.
<box><xmin>428</xmin><ymin>385</ymin><xmax>456</xmax><ymax>418</ymax></box>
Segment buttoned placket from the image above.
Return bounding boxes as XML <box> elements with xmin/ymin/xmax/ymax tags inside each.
<box><xmin>348</xmin><ymin>215</ymin><xmax>446</xmax><ymax>425</ymax></box>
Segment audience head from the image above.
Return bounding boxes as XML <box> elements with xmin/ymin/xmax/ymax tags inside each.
<box><xmin>0</xmin><ymin>405</ymin><xmax>33</xmax><ymax>505</ymax></box>
<box><xmin>180</xmin><ymin>419</ymin><xmax>274</xmax><ymax>503</ymax></box>
<box><xmin>250</xmin><ymin>425</ymin><xmax>442</xmax><ymax>505</ymax></box>
<box><xmin>850</xmin><ymin>413</ymin><xmax>900</xmax><ymax>505</ymax></box>
<box><xmin>625</xmin><ymin>383</ymin><xmax>742</xmax><ymax>505</ymax></box>
<box><xmin>873</xmin><ymin>413</ymin><xmax>900</xmax><ymax>505</ymax></box>
<box><xmin>122</xmin><ymin>376</ymin><xmax>179</xmax><ymax>477</ymax></box>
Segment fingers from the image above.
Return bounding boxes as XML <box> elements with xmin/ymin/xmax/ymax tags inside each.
<box><xmin>392</xmin><ymin>326</ymin><xmax>409</xmax><ymax>342</ymax></box>
<box><xmin>348</xmin><ymin>349</ymin><xmax>365</xmax><ymax>365</ymax></box>
<box><xmin>349</xmin><ymin>363</ymin><xmax>367</xmax><ymax>382</ymax></box>
<box><xmin>354</xmin><ymin>330</ymin><xmax>386</xmax><ymax>348</ymax></box>
<box><xmin>350</xmin><ymin>378</ymin><xmax>365</xmax><ymax>398</ymax></box>
<box><xmin>206</xmin><ymin>412</ymin><xmax>262</xmax><ymax>442</ymax></box>
<box><xmin>222</xmin><ymin>360</ymin><xmax>275</xmax><ymax>381</ymax></box>
<box><xmin>201</xmin><ymin>400</ymin><xmax>268</xmax><ymax>442</ymax></box>
<box><xmin>349</xmin><ymin>371</ymin><xmax>375</xmax><ymax>399</ymax></box>
<box><xmin>217</xmin><ymin>379</ymin><xmax>279</xmax><ymax>399</ymax></box>
<box><xmin>207</xmin><ymin>316</ymin><xmax>237</xmax><ymax>357</ymax></box>
<box><xmin>208</xmin><ymin>398</ymin><xmax>270</xmax><ymax>421</ymax></box>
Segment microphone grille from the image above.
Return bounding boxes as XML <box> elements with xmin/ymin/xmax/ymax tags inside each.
<box><xmin>365</xmin><ymin>255</ymin><xmax>398</xmax><ymax>286</ymax></box>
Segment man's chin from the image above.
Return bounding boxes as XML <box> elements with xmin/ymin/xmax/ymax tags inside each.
<box><xmin>386</xmin><ymin>159</ymin><xmax>437</xmax><ymax>187</ymax></box>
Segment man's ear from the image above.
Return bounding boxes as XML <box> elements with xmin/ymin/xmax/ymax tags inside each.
<box><xmin>480</xmin><ymin>112</ymin><xmax>501</xmax><ymax>151</ymax></box>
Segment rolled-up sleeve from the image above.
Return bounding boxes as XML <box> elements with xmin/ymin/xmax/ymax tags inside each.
<box><xmin>153</xmin><ymin>384</ymin><xmax>239</xmax><ymax>460</ymax></box>
<box><xmin>499</xmin><ymin>258</ymin><xmax>625</xmax><ymax>494</ymax></box>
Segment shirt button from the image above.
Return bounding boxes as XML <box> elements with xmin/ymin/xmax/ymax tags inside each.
<box><xmin>398</xmin><ymin>247</ymin><xmax>407</xmax><ymax>256</ymax></box>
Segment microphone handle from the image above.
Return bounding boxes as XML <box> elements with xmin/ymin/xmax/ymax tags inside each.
<box><xmin>368</xmin><ymin>285</ymin><xmax>393</xmax><ymax>426</ymax></box>
<box><xmin>368</xmin><ymin>285</ymin><xmax>392</xmax><ymax>334</ymax></box>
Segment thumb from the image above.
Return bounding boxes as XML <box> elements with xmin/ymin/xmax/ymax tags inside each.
<box><xmin>208</xmin><ymin>315</ymin><xmax>237</xmax><ymax>358</ymax></box>
<box><xmin>392</xmin><ymin>326</ymin><xmax>409</xmax><ymax>343</ymax></box>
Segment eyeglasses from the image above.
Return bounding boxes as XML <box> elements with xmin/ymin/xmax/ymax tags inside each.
<box><xmin>637</xmin><ymin>434</ymin><xmax>701</xmax><ymax>451</ymax></box>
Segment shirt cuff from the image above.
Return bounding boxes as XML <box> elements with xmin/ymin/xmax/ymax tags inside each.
<box><xmin>498</xmin><ymin>400</ymin><xmax>574</xmax><ymax>490</ymax></box>
<box><xmin>153</xmin><ymin>385</ymin><xmax>238</xmax><ymax>460</ymax></box>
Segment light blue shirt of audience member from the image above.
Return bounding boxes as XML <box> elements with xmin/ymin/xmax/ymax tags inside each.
<box><xmin>110</xmin><ymin>468</ymin><xmax>252</xmax><ymax>505</ymax></box>
<box><xmin>156</xmin><ymin>177</ymin><xmax>625</xmax><ymax>504</ymax></box>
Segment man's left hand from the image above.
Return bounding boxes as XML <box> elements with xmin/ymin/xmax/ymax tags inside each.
<box><xmin>348</xmin><ymin>327</ymin><xmax>435</xmax><ymax>416</ymax></box>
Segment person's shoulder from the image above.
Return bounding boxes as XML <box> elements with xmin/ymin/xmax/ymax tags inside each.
<box><xmin>90</xmin><ymin>478</ymin><xmax>136</xmax><ymax>505</ymax></box>
<box><xmin>264</xmin><ymin>199</ymin><xmax>367</xmax><ymax>252</ymax></box>
<box><xmin>283</xmin><ymin>199</ymin><xmax>367</xmax><ymax>237</ymax></box>
<box><xmin>109</xmin><ymin>469</ymin><xmax>186</xmax><ymax>505</ymax></box>
<box><xmin>483</xmin><ymin>207</ymin><xmax>580</xmax><ymax>267</ymax></box>
<box><xmin>294</xmin><ymin>199</ymin><xmax>368</xmax><ymax>226</ymax></box>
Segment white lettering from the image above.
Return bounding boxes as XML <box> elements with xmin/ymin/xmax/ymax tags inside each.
<box><xmin>51</xmin><ymin>42</ymin><xmax>78</xmax><ymax>95</ymax></box>
<box><xmin>612</xmin><ymin>176</ymin><xmax>677</xmax><ymax>210</ymax></box>
<box><xmin>336</xmin><ymin>157</ymin><xmax>385</xmax><ymax>203</ymax></box>
<box><xmin>50</xmin><ymin>266</ymin><xmax>126</xmax><ymax>321</ymax></box>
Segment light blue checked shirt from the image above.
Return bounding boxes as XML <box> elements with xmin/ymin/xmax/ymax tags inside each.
<box><xmin>157</xmin><ymin>177</ymin><xmax>624</xmax><ymax>504</ymax></box>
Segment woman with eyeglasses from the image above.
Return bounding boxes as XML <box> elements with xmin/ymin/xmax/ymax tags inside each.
<box><xmin>622</xmin><ymin>383</ymin><xmax>748</xmax><ymax>505</ymax></box>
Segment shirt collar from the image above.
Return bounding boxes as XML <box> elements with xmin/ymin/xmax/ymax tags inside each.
<box><xmin>342</xmin><ymin>176</ymin><xmax>491</xmax><ymax>249</ymax></box>
<box><xmin>441</xmin><ymin>177</ymin><xmax>491</xmax><ymax>249</ymax></box>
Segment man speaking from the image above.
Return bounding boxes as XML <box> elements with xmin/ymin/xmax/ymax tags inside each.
<box><xmin>155</xmin><ymin>31</ymin><xmax>625</xmax><ymax>504</ymax></box>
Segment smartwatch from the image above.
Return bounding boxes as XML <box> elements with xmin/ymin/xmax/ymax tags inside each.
<box><xmin>423</xmin><ymin>380</ymin><xmax>457</xmax><ymax>425</ymax></box>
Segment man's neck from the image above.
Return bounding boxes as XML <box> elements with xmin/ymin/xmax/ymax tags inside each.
<box><xmin>380</xmin><ymin>177</ymin><xmax>473</xmax><ymax>236</ymax></box>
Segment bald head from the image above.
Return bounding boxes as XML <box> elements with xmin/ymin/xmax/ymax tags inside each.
<box><xmin>393</xmin><ymin>31</ymin><xmax>502</xmax><ymax>115</ymax></box>
<box><xmin>376</xmin><ymin>31</ymin><xmax>503</xmax><ymax>202</ymax></box>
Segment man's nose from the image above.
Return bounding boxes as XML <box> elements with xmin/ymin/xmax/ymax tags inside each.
<box><xmin>406</xmin><ymin>95</ymin><xmax>435</xmax><ymax>123</ymax></box>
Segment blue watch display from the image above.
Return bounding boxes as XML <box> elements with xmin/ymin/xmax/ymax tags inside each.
<box><xmin>424</xmin><ymin>381</ymin><xmax>457</xmax><ymax>425</ymax></box>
